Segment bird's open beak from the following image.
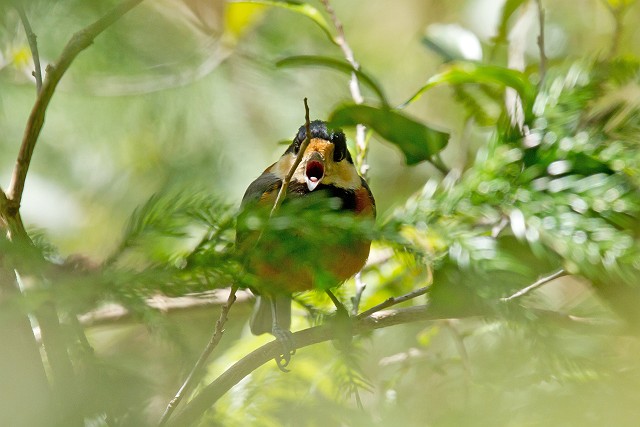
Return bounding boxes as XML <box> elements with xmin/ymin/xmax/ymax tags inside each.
<box><xmin>305</xmin><ymin>152</ymin><xmax>325</xmax><ymax>191</ymax></box>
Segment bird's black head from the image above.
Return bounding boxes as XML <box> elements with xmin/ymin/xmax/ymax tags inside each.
<box><xmin>285</xmin><ymin>120</ymin><xmax>353</xmax><ymax>164</ymax></box>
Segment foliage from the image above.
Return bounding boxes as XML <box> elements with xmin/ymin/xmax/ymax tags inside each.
<box><xmin>2</xmin><ymin>1</ymin><xmax>640</xmax><ymax>427</ymax></box>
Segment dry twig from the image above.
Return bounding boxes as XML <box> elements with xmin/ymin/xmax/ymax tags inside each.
<box><xmin>501</xmin><ymin>269</ymin><xmax>567</xmax><ymax>301</ymax></box>
<box><xmin>14</xmin><ymin>2</ymin><xmax>43</xmax><ymax>93</ymax></box>
<box><xmin>535</xmin><ymin>0</ymin><xmax>547</xmax><ymax>83</ymax></box>
<box><xmin>8</xmin><ymin>0</ymin><xmax>145</xmax><ymax>210</ymax></box>
<box><xmin>320</xmin><ymin>0</ymin><xmax>369</xmax><ymax>177</ymax></box>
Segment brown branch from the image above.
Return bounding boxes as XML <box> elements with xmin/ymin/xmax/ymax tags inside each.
<box><xmin>356</xmin><ymin>286</ymin><xmax>428</xmax><ymax>319</ymax></box>
<box><xmin>159</xmin><ymin>285</ymin><xmax>239</xmax><ymax>426</ymax></box>
<box><xmin>14</xmin><ymin>2</ymin><xmax>43</xmax><ymax>93</ymax></box>
<box><xmin>7</xmin><ymin>0</ymin><xmax>145</xmax><ymax>208</ymax></box>
<box><xmin>165</xmin><ymin>300</ymin><xmax>618</xmax><ymax>427</ymax></box>
<box><xmin>77</xmin><ymin>289</ymin><xmax>253</xmax><ymax>328</ymax></box>
<box><xmin>167</xmin><ymin>305</ymin><xmax>437</xmax><ymax>427</ymax></box>
<box><xmin>501</xmin><ymin>269</ymin><xmax>567</xmax><ymax>301</ymax></box>
<box><xmin>0</xmin><ymin>189</ymin><xmax>9</xmax><ymax>230</ymax></box>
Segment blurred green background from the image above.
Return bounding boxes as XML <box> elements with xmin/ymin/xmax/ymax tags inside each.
<box><xmin>1</xmin><ymin>0</ymin><xmax>629</xmax><ymax>257</ymax></box>
<box><xmin>2</xmin><ymin>0</ymin><xmax>640</xmax><ymax>426</ymax></box>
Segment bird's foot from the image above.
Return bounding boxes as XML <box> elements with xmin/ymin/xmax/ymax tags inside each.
<box><xmin>272</xmin><ymin>324</ymin><xmax>296</xmax><ymax>372</ymax></box>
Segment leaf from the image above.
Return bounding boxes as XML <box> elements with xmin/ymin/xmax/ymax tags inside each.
<box><xmin>228</xmin><ymin>0</ymin><xmax>336</xmax><ymax>44</ymax></box>
<box><xmin>422</xmin><ymin>24</ymin><xmax>483</xmax><ymax>62</ymax></box>
<box><xmin>224</xmin><ymin>3</ymin><xmax>269</xmax><ymax>41</ymax></box>
<box><xmin>401</xmin><ymin>62</ymin><xmax>536</xmax><ymax>120</ymax></box>
<box><xmin>328</xmin><ymin>104</ymin><xmax>449</xmax><ymax>165</ymax></box>
<box><xmin>276</xmin><ymin>55</ymin><xmax>389</xmax><ymax>106</ymax></box>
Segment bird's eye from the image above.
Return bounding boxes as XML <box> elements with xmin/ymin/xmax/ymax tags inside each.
<box><xmin>332</xmin><ymin>133</ymin><xmax>346</xmax><ymax>162</ymax></box>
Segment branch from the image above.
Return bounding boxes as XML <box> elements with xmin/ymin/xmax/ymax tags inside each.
<box><xmin>165</xmin><ymin>298</ymin><xmax>617</xmax><ymax>427</ymax></box>
<box><xmin>14</xmin><ymin>2</ymin><xmax>43</xmax><ymax>93</ymax></box>
<box><xmin>501</xmin><ymin>269</ymin><xmax>567</xmax><ymax>301</ymax></box>
<box><xmin>319</xmin><ymin>0</ymin><xmax>369</xmax><ymax>177</ymax></box>
<box><xmin>0</xmin><ymin>189</ymin><xmax>9</xmax><ymax>230</ymax></box>
<box><xmin>270</xmin><ymin>98</ymin><xmax>312</xmax><ymax>215</ymax></box>
<box><xmin>356</xmin><ymin>286</ymin><xmax>428</xmax><ymax>319</ymax></box>
<box><xmin>158</xmin><ymin>285</ymin><xmax>239</xmax><ymax>426</ymax></box>
<box><xmin>77</xmin><ymin>289</ymin><xmax>253</xmax><ymax>328</ymax></box>
<box><xmin>535</xmin><ymin>0</ymin><xmax>547</xmax><ymax>84</ymax></box>
<box><xmin>7</xmin><ymin>0</ymin><xmax>145</xmax><ymax>208</ymax></box>
<box><xmin>167</xmin><ymin>305</ymin><xmax>437</xmax><ymax>427</ymax></box>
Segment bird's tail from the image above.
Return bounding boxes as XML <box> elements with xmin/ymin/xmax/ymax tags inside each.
<box><xmin>250</xmin><ymin>295</ymin><xmax>291</xmax><ymax>335</ymax></box>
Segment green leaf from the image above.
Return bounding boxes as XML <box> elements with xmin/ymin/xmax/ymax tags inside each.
<box><xmin>401</xmin><ymin>62</ymin><xmax>536</xmax><ymax>120</ymax></box>
<box><xmin>228</xmin><ymin>0</ymin><xmax>336</xmax><ymax>44</ymax></box>
<box><xmin>328</xmin><ymin>104</ymin><xmax>449</xmax><ymax>165</ymax></box>
<box><xmin>276</xmin><ymin>55</ymin><xmax>389</xmax><ymax>107</ymax></box>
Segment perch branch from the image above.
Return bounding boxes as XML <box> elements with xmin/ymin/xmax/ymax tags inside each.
<box><xmin>8</xmin><ymin>0</ymin><xmax>145</xmax><ymax>208</ymax></box>
<box><xmin>167</xmin><ymin>305</ymin><xmax>437</xmax><ymax>427</ymax></box>
<box><xmin>501</xmin><ymin>269</ymin><xmax>567</xmax><ymax>301</ymax></box>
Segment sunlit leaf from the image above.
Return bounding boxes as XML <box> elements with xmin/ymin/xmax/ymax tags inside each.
<box><xmin>329</xmin><ymin>104</ymin><xmax>449</xmax><ymax>165</ymax></box>
<box><xmin>276</xmin><ymin>55</ymin><xmax>389</xmax><ymax>106</ymax></box>
<box><xmin>228</xmin><ymin>0</ymin><xmax>336</xmax><ymax>44</ymax></box>
<box><xmin>401</xmin><ymin>62</ymin><xmax>536</xmax><ymax>120</ymax></box>
<box><xmin>224</xmin><ymin>3</ymin><xmax>269</xmax><ymax>41</ymax></box>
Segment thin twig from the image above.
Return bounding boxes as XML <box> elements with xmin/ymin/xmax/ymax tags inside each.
<box><xmin>158</xmin><ymin>285</ymin><xmax>238</xmax><ymax>426</ymax></box>
<box><xmin>535</xmin><ymin>0</ymin><xmax>547</xmax><ymax>84</ymax></box>
<box><xmin>320</xmin><ymin>0</ymin><xmax>369</xmax><ymax>177</ymax></box>
<box><xmin>356</xmin><ymin>286</ymin><xmax>428</xmax><ymax>319</ymax></box>
<box><xmin>270</xmin><ymin>98</ymin><xmax>312</xmax><ymax>216</ymax></box>
<box><xmin>14</xmin><ymin>2</ymin><xmax>43</xmax><ymax>93</ymax></box>
<box><xmin>161</xmin><ymin>99</ymin><xmax>312</xmax><ymax>423</ymax></box>
<box><xmin>501</xmin><ymin>269</ymin><xmax>567</xmax><ymax>301</ymax></box>
<box><xmin>351</xmin><ymin>272</ymin><xmax>366</xmax><ymax>316</ymax></box>
<box><xmin>7</xmin><ymin>0</ymin><xmax>145</xmax><ymax>209</ymax></box>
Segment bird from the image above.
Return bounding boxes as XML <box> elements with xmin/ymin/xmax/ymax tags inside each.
<box><xmin>236</xmin><ymin>120</ymin><xmax>376</xmax><ymax>370</ymax></box>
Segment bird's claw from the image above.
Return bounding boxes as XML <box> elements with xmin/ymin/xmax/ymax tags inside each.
<box><xmin>272</xmin><ymin>324</ymin><xmax>296</xmax><ymax>372</ymax></box>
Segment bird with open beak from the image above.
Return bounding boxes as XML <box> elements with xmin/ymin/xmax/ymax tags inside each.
<box><xmin>236</xmin><ymin>120</ymin><xmax>376</xmax><ymax>370</ymax></box>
